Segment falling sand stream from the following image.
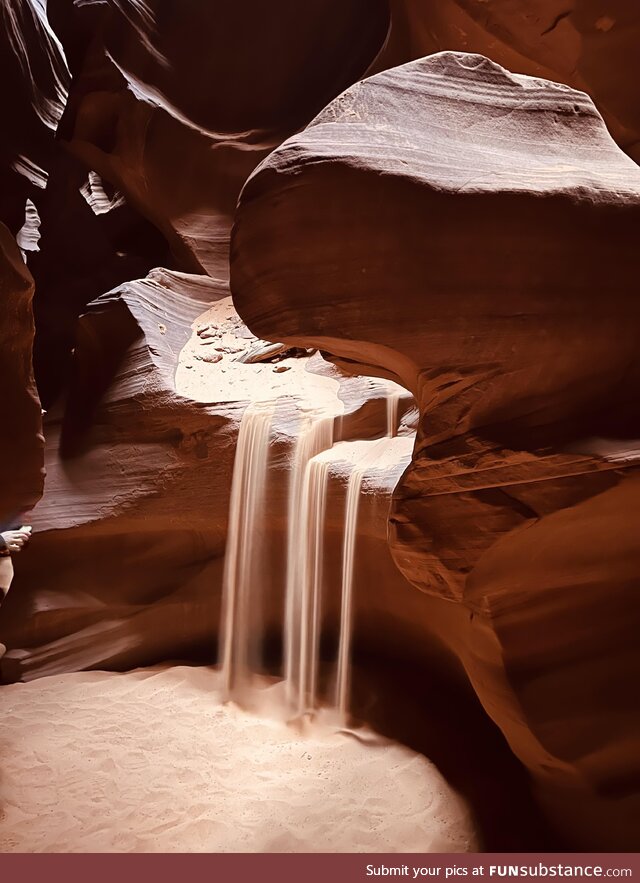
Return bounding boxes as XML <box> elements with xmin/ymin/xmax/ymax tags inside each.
<box><xmin>219</xmin><ymin>382</ymin><xmax>408</xmax><ymax>723</ymax></box>
<box><xmin>219</xmin><ymin>402</ymin><xmax>274</xmax><ymax>699</ymax></box>
<box><xmin>283</xmin><ymin>413</ymin><xmax>335</xmax><ymax>716</ymax></box>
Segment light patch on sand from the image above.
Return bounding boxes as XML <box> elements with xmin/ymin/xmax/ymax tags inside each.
<box><xmin>317</xmin><ymin>437</ymin><xmax>414</xmax><ymax>471</ymax></box>
<box><xmin>175</xmin><ymin>296</ymin><xmax>344</xmax><ymax>415</ymax></box>
<box><xmin>0</xmin><ymin>666</ymin><xmax>477</xmax><ymax>853</ymax></box>
<box><xmin>174</xmin><ymin>296</ymin><xmax>413</xmax><ymax>439</ymax></box>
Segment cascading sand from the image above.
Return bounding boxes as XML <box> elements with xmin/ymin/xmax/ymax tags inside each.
<box><xmin>219</xmin><ymin>402</ymin><xmax>274</xmax><ymax>703</ymax></box>
<box><xmin>218</xmin><ymin>380</ymin><xmax>413</xmax><ymax>721</ymax></box>
<box><xmin>283</xmin><ymin>413</ymin><xmax>335</xmax><ymax>715</ymax></box>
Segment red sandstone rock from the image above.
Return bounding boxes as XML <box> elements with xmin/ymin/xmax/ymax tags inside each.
<box><xmin>0</xmin><ymin>269</ymin><xmax>230</xmax><ymax>679</ymax></box>
<box><xmin>0</xmin><ymin>224</ymin><xmax>43</xmax><ymax>526</ymax></box>
<box><xmin>2</xmin><ymin>0</ymin><xmax>639</xmax><ymax>849</ymax></box>
<box><xmin>230</xmin><ymin>52</ymin><xmax>640</xmax><ymax>847</ymax></box>
<box><xmin>0</xmin><ymin>1</ymin><xmax>172</xmax><ymax>407</ymax></box>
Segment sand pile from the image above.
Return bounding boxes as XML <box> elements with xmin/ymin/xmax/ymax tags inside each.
<box><xmin>0</xmin><ymin>665</ymin><xmax>476</xmax><ymax>852</ymax></box>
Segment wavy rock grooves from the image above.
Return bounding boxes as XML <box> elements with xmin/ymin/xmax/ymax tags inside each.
<box><xmin>231</xmin><ymin>52</ymin><xmax>640</xmax><ymax>848</ymax></box>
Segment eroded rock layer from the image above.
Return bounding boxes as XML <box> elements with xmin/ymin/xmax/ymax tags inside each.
<box><xmin>231</xmin><ymin>53</ymin><xmax>640</xmax><ymax>848</ymax></box>
<box><xmin>3</xmin><ymin>0</ymin><xmax>640</xmax><ymax>850</ymax></box>
<box><xmin>378</xmin><ymin>1</ymin><xmax>640</xmax><ymax>162</ymax></box>
<box><xmin>0</xmin><ymin>0</ymin><xmax>174</xmax><ymax>407</ymax></box>
<box><xmin>0</xmin><ymin>0</ymin><xmax>68</xmax><ymax>229</ymax></box>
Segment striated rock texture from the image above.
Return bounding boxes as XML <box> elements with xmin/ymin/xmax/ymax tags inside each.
<box><xmin>2</xmin><ymin>0</ymin><xmax>639</xmax><ymax>850</ymax></box>
<box><xmin>1</xmin><ymin>260</ymin><xmax>544</xmax><ymax>845</ymax></box>
<box><xmin>0</xmin><ymin>0</ymin><xmax>68</xmax><ymax>230</ymax></box>
<box><xmin>0</xmin><ymin>269</ymin><xmax>233</xmax><ymax>679</ymax></box>
<box><xmin>0</xmin><ymin>223</ymin><xmax>43</xmax><ymax>526</ymax></box>
<box><xmin>7</xmin><ymin>0</ymin><xmax>636</xmax><ymax>402</ymax></box>
<box><xmin>231</xmin><ymin>53</ymin><xmax>640</xmax><ymax>848</ymax></box>
<box><xmin>1</xmin><ymin>278</ymin><xmax>548</xmax><ymax>846</ymax></box>
<box><xmin>11</xmin><ymin>0</ymin><xmax>389</xmax><ymax>406</ymax></box>
<box><xmin>377</xmin><ymin>0</ymin><xmax>640</xmax><ymax>162</ymax></box>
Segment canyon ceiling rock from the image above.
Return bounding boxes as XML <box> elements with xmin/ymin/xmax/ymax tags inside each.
<box><xmin>1</xmin><ymin>0</ymin><xmax>172</xmax><ymax>407</ymax></box>
<box><xmin>230</xmin><ymin>52</ymin><xmax>640</xmax><ymax>848</ymax></box>
<box><xmin>2</xmin><ymin>0</ymin><xmax>639</xmax><ymax>850</ymax></box>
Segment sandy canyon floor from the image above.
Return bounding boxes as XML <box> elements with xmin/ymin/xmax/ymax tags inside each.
<box><xmin>0</xmin><ymin>665</ymin><xmax>476</xmax><ymax>852</ymax></box>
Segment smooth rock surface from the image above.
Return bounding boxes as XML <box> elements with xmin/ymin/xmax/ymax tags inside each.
<box><xmin>1</xmin><ymin>269</ymin><xmax>227</xmax><ymax>679</ymax></box>
<box><xmin>2</xmin><ymin>0</ymin><xmax>639</xmax><ymax>850</ymax></box>
<box><xmin>0</xmin><ymin>0</ymin><xmax>68</xmax><ymax>230</ymax></box>
<box><xmin>0</xmin><ymin>0</ymin><xmax>173</xmax><ymax>407</ymax></box>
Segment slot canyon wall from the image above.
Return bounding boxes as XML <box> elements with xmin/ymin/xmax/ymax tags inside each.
<box><xmin>0</xmin><ymin>223</ymin><xmax>43</xmax><ymax>525</ymax></box>
<box><xmin>0</xmin><ymin>0</ymin><xmax>639</xmax><ymax>851</ymax></box>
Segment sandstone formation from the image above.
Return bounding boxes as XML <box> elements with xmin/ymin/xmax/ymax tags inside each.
<box><xmin>20</xmin><ymin>0</ymin><xmax>390</xmax><ymax>401</ymax></box>
<box><xmin>0</xmin><ymin>269</ymin><xmax>224</xmax><ymax>678</ymax></box>
<box><xmin>0</xmin><ymin>223</ymin><xmax>43</xmax><ymax>527</ymax></box>
<box><xmin>378</xmin><ymin>0</ymin><xmax>640</xmax><ymax>162</ymax></box>
<box><xmin>230</xmin><ymin>53</ymin><xmax>640</xmax><ymax>848</ymax></box>
<box><xmin>8</xmin><ymin>0</ymin><xmax>637</xmax><ymax>403</ymax></box>
<box><xmin>30</xmin><ymin>152</ymin><xmax>172</xmax><ymax>407</ymax></box>
<box><xmin>0</xmin><ymin>272</ymin><xmax>544</xmax><ymax>844</ymax></box>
